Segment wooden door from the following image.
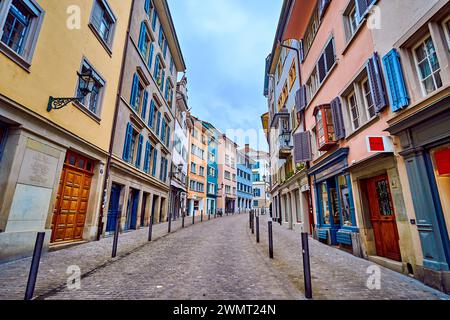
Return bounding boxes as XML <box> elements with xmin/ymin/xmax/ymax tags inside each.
<box><xmin>106</xmin><ymin>184</ymin><xmax>122</xmax><ymax>233</ymax></box>
<box><xmin>365</xmin><ymin>175</ymin><xmax>401</xmax><ymax>262</ymax></box>
<box><xmin>51</xmin><ymin>152</ymin><xmax>94</xmax><ymax>243</ymax></box>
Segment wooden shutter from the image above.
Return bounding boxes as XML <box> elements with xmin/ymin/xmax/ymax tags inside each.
<box><xmin>382</xmin><ymin>49</ymin><xmax>409</xmax><ymax>112</ymax></box>
<box><xmin>299</xmin><ymin>39</ymin><xmax>305</xmax><ymax>63</ymax></box>
<box><xmin>148</xmin><ymin>99</ymin><xmax>155</xmax><ymax>128</ymax></box>
<box><xmin>143</xmin><ymin>141</ymin><xmax>150</xmax><ymax>173</ymax></box>
<box><xmin>138</xmin><ymin>22</ymin><xmax>146</xmax><ymax>52</ymax></box>
<box><xmin>141</xmin><ymin>91</ymin><xmax>148</xmax><ymax>120</ymax></box>
<box><xmin>295</xmin><ymin>85</ymin><xmax>307</xmax><ymax>112</ymax></box>
<box><xmin>161</xmin><ymin>119</ymin><xmax>166</xmax><ymax>142</ymax></box>
<box><xmin>366</xmin><ymin>53</ymin><xmax>387</xmax><ymax>113</ymax></box>
<box><xmin>331</xmin><ymin>97</ymin><xmax>346</xmax><ymax>140</ymax></box>
<box><xmin>158</xmin><ymin>26</ymin><xmax>163</xmax><ymax>46</ymax></box>
<box><xmin>293</xmin><ymin>131</ymin><xmax>312</xmax><ymax>163</ymax></box>
<box><xmin>135</xmin><ymin>134</ymin><xmax>143</xmax><ymax>168</ymax></box>
<box><xmin>160</xmin><ymin>70</ymin><xmax>165</xmax><ymax>91</ymax></box>
<box><xmin>152</xmin><ymin>149</ymin><xmax>158</xmax><ymax>176</ymax></box>
<box><xmin>123</xmin><ymin>123</ymin><xmax>133</xmax><ymax>161</ymax></box>
<box><xmin>324</xmin><ymin>39</ymin><xmax>335</xmax><ymax>72</ymax></box>
<box><xmin>166</xmin><ymin>126</ymin><xmax>171</xmax><ymax>147</ymax></box>
<box><xmin>130</xmin><ymin>74</ymin><xmax>139</xmax><ymax>107</ymax></box>
<box><xmin>153</xmin><ymin>55</ymin><xmax>160</xmax><ymax>79</ymax></box>
<box><xmin>319</xmin><ymin>0</ymin><xmax>331</xmax><ymax>18</ymax></box>
<box><xmin>156</xmin><ymin>111</ymin><xmax>161</xmax><ymax>136</ymax></box>
<box><xmin>318</xmin><ymin>54</ymin><xmax>327</xmax><ymax>83</ymax></box>
<box><xmin>152</xmin><ymin>10</ymin><xmax>157</xmax><ymax>31</ymax></box>
<box><xmin>148</xmin><ymin>43</ymin><xmax>154</xmax><ymax>68</ymax></box>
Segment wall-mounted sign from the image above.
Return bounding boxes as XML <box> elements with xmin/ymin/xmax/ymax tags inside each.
<box><xmin>366</xmin><ymin>136</ymin><xmax>394</xmax><ymax>153</ymax></box>
<box><xmin>434</xmin><ymin>148</ymin><xmax>450</xmax><ymax>176</ymax></box>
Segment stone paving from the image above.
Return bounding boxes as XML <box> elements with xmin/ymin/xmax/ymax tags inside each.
<box><xmin>1</xmin><ymin>214</ymin><xmax>449</xmax><ymax>300</ymax></box>
<box><xmin>0</xmin><ymin>215</ymin><xmax>206</xmax><ymax>300</ymax></box>
<box><xmin>253</xmin><ymin>214</ymin><xmax>450</xmax><ymax>300</ymax></box>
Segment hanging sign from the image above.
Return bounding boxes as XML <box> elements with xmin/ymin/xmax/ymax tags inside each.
<box><xmin>366</xmin><ymin>136</ymin><xmax>394</xmax><ymax>153</ymax></box>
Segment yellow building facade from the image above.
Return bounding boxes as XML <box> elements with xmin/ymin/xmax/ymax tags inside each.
<box><xmin>0</xmin><ymin>0</ymin><xmax>131</xmax><ymax>262</ymax></box>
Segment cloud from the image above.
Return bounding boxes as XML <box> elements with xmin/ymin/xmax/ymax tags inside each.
<box><xmin>169</xmin><ymin>0</ymin><xmax>282</xmax><ymax>151</ymax></box>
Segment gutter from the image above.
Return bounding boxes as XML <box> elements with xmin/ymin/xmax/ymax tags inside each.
<box><xmin>96</xmin><ymin>0</ymin><xmax>136</xmax><ymax>241</ymax></box>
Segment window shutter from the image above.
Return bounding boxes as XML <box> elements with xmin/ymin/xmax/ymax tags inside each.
<box><xmin>161</xmin><ymin>119</ymin><xmax>166</xmax><ymax>142</ymax></box>
<box><xmin>141</xmin><ymin>91</ymin><xmax>148</xmax><ymax>120</ymax></box>
<box><xmin>156</xmin><ymin>111</ymin><xmax>161</xmax><ymax>136</ymax></box>
<box><xmin>130</xmin><ymin>74</ymin><xmax>139</xmax><ymax>107</ymax></box>
<box><xmin>319</xmin><ymin>0</ymin><xmax>331</xmax><ymax>19</ymax></box>
<box><xmin>148</xmin><ymin>43</ymin><xmax>154</xmax><ymax>68</ymax></box>
<box><xmin>135</xmin><ymin>134</ymin><xmax>143</xmax><ymax>168</ymax></box>
<box><xmin>160</xmin><ymin>70</ymin><xmax>165</xmax><ymax>92</ymax></box>
<box><xmin>299</xmin><ymin>39</ymin><xmax>305</xmax><ymax>63</ymax></box>
<box><xmin>293</xmin><ymin>131</ymin><xmax>312</xmax><ymax>163</ymax></box>
<box><xmin>153</xmin><ymin>56</ymin><xmax>160</xmax><ymax>79</ymax></box>
<box><xmin>152</xmin><ymin>10</ymin><xmax>157</xmax><ymax>31</ymax></box>
<box><xmin>318</xmin><ymin>54</ymin><xmax>327</xmax><ymax>83</ymax></box>
<box><xmin>324</xmin><ymin>39</ymin><xmax>335</xmax><ymax>72</ymax></box>
<box><xmin>143</xmin><ymin>141</ymin><xmax>150</xmax><ymax>173</ymax></box>
<box><xmin>123</xmin><ymin>123</ymin><xmax>133</xmax><ymax>161</ymax></box>
<box><xmin>295</xmin><ymin>85</ymin><xmax>307</xmax><ymax>112</ymax></box>
<box><xmin>264</xmin><ymin>54</ymin><xmax>271</xmax><ymax>96</ymax></box>
<box><xmin>152</xmin><ymin>149</ymin><xmax>158</xmax><ymax>176</ymax></box>
<box><xmin>366</xmin><ymin>53</ymin><xmax>387</xmax><ymax>113</ymax></box>
<box><xmin>356</xmin><ymin>0</ymin><xmax>375</xmax><ymax>23</ymax></box>
<box><xmin>144</xmin><ymin>0</ymin><xmax>151</xmax><ymax>14</ymax></box>
<box><xmin>138</xmin><ymin>22</ymin><xmax>146</xmax><ymax>52</ymax></box>
<box><xmin>158</xmin><ymin>26</ymin><xmax>163</xmax><ymax>46</ymax></box>
<box><xmin>330</xmin><ymin>97</ymin><xmax>346</xmax><ymax>140</ymax></box>
<box><xmin>166</xmin><ymin>126</ymin><xmax>171</xmax><ymax>147</ymax></box>
<box><xmin>382</xmin><ymin>49</ymin><xmax>410</xmax><ymax>112</ymax></box>
<box><xmin>148</xmin><ymin>99</ymin><xmax>155</xmax><ymax>128</ymax></box>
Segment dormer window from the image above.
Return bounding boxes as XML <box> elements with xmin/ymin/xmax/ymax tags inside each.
<box><xmin>314</xmin><ymin>104</ymin><xmax>336</xmax><ymax>151</ymax></box>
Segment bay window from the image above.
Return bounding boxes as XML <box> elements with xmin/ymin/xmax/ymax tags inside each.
<box><xmin>314</xmin><ymin>105</ymin><xmax>336</xmax><ymax>151</ymax></box>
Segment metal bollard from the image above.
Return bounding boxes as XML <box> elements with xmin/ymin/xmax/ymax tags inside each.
<box><xmin>148</xmin><ymin>213</ymin><xmax>154</xmax><ymax>242</ymax></box>
<box><xmin>251</xmin><ymin>212</ymin><xmax>255</xmax><ymax>235</ymax></box>
<box><xmin>168</xmin><ymin>212</ymin><xmax>172</xmax><ymax>234</ymax></box>
<box><xmin>182</xmin><ymin>213</ymin><xmax>185</xmax><ymax>228</ymax></box>
<box><xmin>256</xmin><ymin>215</ymin><xmax>260</xmax><ymax>243</ymax></box>
<box><xmin>192</xmin><ymin>212</ymin><xmax>195</xmax><ymax>225</ymax></box>
<box><xmin>112</xmin><ymin>211</ymin><xmax>121</xmax><ymax>257</ymax></box>
<box><xmin>201</xmin><ymin>210</ymin><xmax>203</xmax><ymax>222</ymax></box>
<box><xmin>301</xmin><ymin>232</ymin><xmax>313</xmax><ymax>299</ymax></box>
<box><xmin>249</xmin><ymin>211</ymin><xmax>252</xmax><ymax>229</ymax></box>
<box><xmin>24</xmin><ymin>232</ymin><xmax>45</xmax><ymax>300</ymax></box>
<box><xmin>268</xmin><ymin>221</ymin><xmax>274</xmax><ymax>259</ymax></box>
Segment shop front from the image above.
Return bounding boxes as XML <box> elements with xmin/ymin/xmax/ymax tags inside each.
<box><xmin>309</xmin><ymin>148</ymin><xmax>358</xmax><ymax>249</ymax></box>
<box><xmin>387</xmin><ymin>95</ymin><xmax>450</xmax><ymax>293</ymax></box>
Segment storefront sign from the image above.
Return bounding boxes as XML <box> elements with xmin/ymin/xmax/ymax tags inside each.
<box><xmin>366</xmin><ymin>136</ymin><xmax>394</xmax><ymax>153</ymax></box>
<box><xmin>435</xmin><ymin>148</ymin><xmax>450</xmax><ymax>175</ymax></box>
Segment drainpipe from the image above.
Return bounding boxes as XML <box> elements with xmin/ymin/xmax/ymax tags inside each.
<box><xmin>96</xmin><ymin>0</ymin><xmax>136</xmax><ymax>241</ymax></box>
<box><xmin>278</xmin><ymin>41</ymin><xmax>315</xmax><ymax>234</ymax></box>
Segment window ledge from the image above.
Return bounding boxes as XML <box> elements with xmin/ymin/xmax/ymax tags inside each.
<box><xmin>345</xmin><ymin>114</ymin><xmax>380</xmax><ymax>140</ymax></box>
<box><xmin>89</xmin><ymin>23</ymin><xmax>113</xmax><ymax>57</ymax></box>
<box><xmin>0</xmin><ymin>42</ymin><xmax>31</xmax><ymax>72</ymax></box>
<box><xmin>72</xmin><ymin>100</ymin><xmax>102</xmax><ymax>124</ymax></box>
<box><xmin>341</xmin><ymin>18</ymin><xmax>367</xmax><ymax>56</ymax></box>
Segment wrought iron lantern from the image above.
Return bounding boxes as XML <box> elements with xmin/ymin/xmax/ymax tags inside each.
<box><xmin>47</xmin><ymin>70</ymin><xmax>96</xmax><ymax>112</ymax></box>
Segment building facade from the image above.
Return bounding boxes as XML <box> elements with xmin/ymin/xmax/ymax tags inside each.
<box><xmin>246</xmin><ymin>146</ymin><xmax>271</xmax><ymax>214</ymax></box>
<box><xmin>0</xmin><ymin>0</ymin><xmax>131</xmax><ymax>262</ymax></box>
<box><xmin>236</xmin><ymin>149</ymin><xmax>253</xmax><ymax>212</ymax></box>
<box><xmin>203</xmin><ymin>121</ymin><xmax>219</xmax><ymax>216</ymax></box>
<box><xmin>103</xmin><ymin>0</ymin><xmax>186</xmax><ymax>237</ymax></box>
<box><xmin>169</xmin><ymin>76</ymin><xmax>190</xmax><ymax>221</ymax></box>
<box><xmin>263</xmin><ymin>0</ymin><xmax>449</xmax><ymax>293</ymax></box>
<box><xmin>217</xmin><ymin>134</ymin><xmax>238</xmax><ymax>214</ymax></box>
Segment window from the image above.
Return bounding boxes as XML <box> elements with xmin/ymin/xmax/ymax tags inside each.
<box><xmin>0</xmin><ymin>0</ymin><xmax>44</xmax><ymax>66</ymax></box>
<box><xmin>0</xmin><ymin>124</ymin><xmax>8</xmax><ymax>162</ymax></box>
<box><xmin>123</xmin><ymin>123</ymin><xmax>140</xmax><ymax>164</ymax></box>
<box><xmin>159</xmin><ymin>156</ymin><xmax>168</xmax><ymax>182</ymax></box>
<box><xmin>318</xmin><ymin>38</ymin><xmax>336</xmax><ymax>83</ymax></box>
<box><xmin>138</xmin><ymin>22</ymin><xmax>154</xmax><ymax>67</ymax></box>
<box><xmin>348</xmin><ymin>91</ymin><xmax>360</xmax><ymax>130</ymax></box>
<box><xmin>288</xmin><ymin>60</ymin><xmax>297</xmax><ymax>90</ymax></box>
<box><xmin>130</xmin><ymin>73</ymin><xmax>147</xmax><ymax>116</ymax></box>
<box><xmin>254</xmin><ymin>188</ymin><xmax>261</xmax><ymax>197</ymax></box>
<box><xmin>314</xmin><ymin>104</ymin><xmax>336</xmax><ymax>152</ymax></box>
<box><xmin>148</xmin><ymin>99</ymin><xmax>159</xmax><ymax>130</ymax></box>
<box><xmin>304</xmin><ymin>4</ymin><xmax>320</xmax><ymax>56</ymax></box>
<box><xmin>348</xmin><ymin>5</ymin><xmax>358</xmax><ymax>36</ymax></box>
<box><xmin>77</xmin><ymin>60</ymin><xmax>105</xmax><ymax>116</ymax></box>
<box><xmin>190</xmin><ymin>162</ymin><xmax>196</xmax><ymax>174</ymax></box>
<box><xmin>158</xmin><ymin>24</ymin><xmax>166</xmax><ymax>48</ymax></box>
<box><xmin>443</xmin><ymin>16</ymin><xmax>450</xmax><ymax>50</ymax></box>
<box><xmin>90</xmin><ymin>0</ymin><xmax>116</xmax><ymax>48</ymax></box>
<box><xmin>253</xmin><ymin>200</ymin><xmax>259</xmax><ymax>207</ymax></box>
<box><xmin>361</xmin><ymin>78</ymin><xmax>376</xmax><ymax>119</ymax></box>
<box><xmin>199</xmin><ymin>166</ymin><xmax>205</xmax><ymax>177</ymax></box>
<box><xmin>144</xmin><ymin>0</ymin><xmax>153</xmax><ymax>18</ymax></box>
<box><xmin>143</xmin><ymin>141</ymin><xmax>153</xmax><ymax>174</ymax></box>
<box><xmin>208</xmin><ymin>183</ymin><xmax>215</xmax><ymax>194</ymax></box>
<box><xmin>413</xmin><ymin>36</ymin><xmax>442</xmax><ymax>96</ymax></box>
<box><xmin>225</xmin><ymin>171</ymin><xmax>231</xmax><ymax>180</ymax></box>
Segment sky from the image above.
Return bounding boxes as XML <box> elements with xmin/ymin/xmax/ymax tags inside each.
<box><xmin>169</xmin><ymin>0</ymin><xmax>282</xmax><ymax>151</ymax></box>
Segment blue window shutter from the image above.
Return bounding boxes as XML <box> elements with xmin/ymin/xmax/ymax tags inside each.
<box><xmin>165</xmin><ymin>79</ymin><xmax>169</xmax><ymax>100</ymax></box>
<box><xmin>156</xmin><ymin>111</ymin><xmax>161</xmax><ymax>136</ymax></box>
<box><xmin>152</xmin><ymin>149</ymin><xmax>158</xmax><ymax>177</ymax></box>
<box><xmin>130</xmin><ymin>74</ymin><xmax>139</xmax><ymax>107</ymax></box>
<box><xmin>144</xmin><ymin>0</ymin><xmax>151</xmax><ymax>14</ymax></box>
<box><xmin>141</xmin><ymin>91</ymin><xmax>148</xmax><ymax>120</ymax></box>
<box><xmin>158</xmin><ymin>26</ymin><xmax>163</xmax><ymax>46</ymax></box>
<box><xmin>382</xmin><ymin>49</ymin><xmax>410</xmax><ymax>112</ymax></box>
<box><xmin>153</xmin><ymin>56</ymin><xmax>160</xmax><ymax>80</ymax></box>
<box><xmin>161</xmin><ymin>118</ymin><xmax>166</xmax><ymax>142</ymax></box>
<box><xmin>148</xmin><ymin>42</ymin><xmax>154</xmax><ymax>69</ymax></box>
<box><xmin>135</xmin><ymin>134</ymin><xmax>143</xmax><ymax>168</ymax></box>
<box><xmin>330</xmin><ymin>97</ymin><xmax>346</xmax><ymax>140</ymax></box>
<box><xmin>138</xmin><ymin>22</ymin><xmax>146</xmax><ymax>52</ymax></box>
<box><xmin>366</xmin><ymin>53</ymin><xmax>387</xmax><ymax>113</ymax></box>
<box><xmin>143</xmin><ymin>141</ymin><xmax>150</xmax><ymax>173</ymax></box>
<box><xmin>152</xmin><ymin>11</ymin><xmax>157</xmax><ymax>31</ymax></box>
<box><xmin>166</xmin><ymin>126</ymin><xmax>171</xmax><ymax>147</ymax></box>
<box><xmin>123</xmin><ymin>123</ymin><xmax>133</xmax><ymax>161</ymax></box>
<box><xmin>160</xmin><ymin>70</ymin><xmax>165</xmax><ymax>92</ymax></box>
<box><xmin>163</xmin><ymin>40</ymin><xmax>168</xmax><ymax>57</ymax></box>
<box><xmin>148</xmin><ymin>99</ymin><xmax>155</xmax><ymax>128</ymax></box>
<box><xmin>299</xmin><ymin>39</ymin><xmax>305</xmax><ymax>63</ymax></box>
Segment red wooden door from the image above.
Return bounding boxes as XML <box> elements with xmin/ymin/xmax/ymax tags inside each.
<box><xmin>365</xmin><ymin>175</ymin><xmax>401</xmax><ymax>262</ymax></box>
<box><xmin>51</xmin><ymin>152</ymin><xmax>94</xmax><ymax>244</ymax></box>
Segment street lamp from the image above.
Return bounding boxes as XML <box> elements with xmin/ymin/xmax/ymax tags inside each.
<box><xmin>47</xmin><ymin>70</ymin><xmax>96</xmax><ymax>112</ymax></box>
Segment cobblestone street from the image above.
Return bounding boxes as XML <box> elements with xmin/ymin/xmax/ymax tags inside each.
<box><xmin>1</xmin><ymin>214</ymin><xmax>448</xmax><ymax>300</ymax></box>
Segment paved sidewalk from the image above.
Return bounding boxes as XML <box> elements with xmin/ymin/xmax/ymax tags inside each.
<box><xmin>0</xmin><ymin>214</ymin><xmax>212</xmax><ymax>300</ymax></box>
<box><xmin>251</xmin><ymin>215</ymin><xmax>450</xmax><ymax>300</ymax></box>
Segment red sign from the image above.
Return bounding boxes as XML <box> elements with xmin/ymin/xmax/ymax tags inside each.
<box><xmin>435</xmin><ymin>148</ymin><xmax>450</xmax><ymax>176</ymax></box>
<box><xmin>368</xmin><ymin>137</ymin><xmax>385</xmax><ymax>152</ymax></box>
